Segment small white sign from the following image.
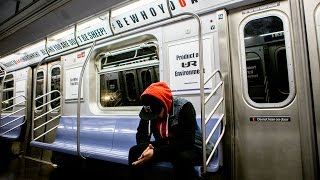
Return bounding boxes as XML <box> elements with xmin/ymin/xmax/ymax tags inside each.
<box><xmin>15</xmin><ymin>80</ymin><xmax>26</xmax><ymax>105</ymax></box>
<box><xmin>62</xmin><ymin>49</ymin><xmax>89</xmax><ymax>68</ymax></box>
<box><xmin>65</xmin><ymin>67</ymin><xmax>84</xmax><ymax>100</ymax></box>
<box><xmin>16</xmin><ymin>80</ymin><xmax>26</xmax><ymax>93</ymax></box>
<box><xmin>169</xmin><ymin>38</ymin><xmax>213</xmax><ymax>94</ymax></box>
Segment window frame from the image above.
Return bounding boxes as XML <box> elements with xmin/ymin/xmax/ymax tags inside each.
<box><xmin>1</xmin><ymin>73</ymin><xmax>15</xmax><ymax>112</ymax></box>
<box><xmin>48</xmin><ymin>64</ymin><xmax>61</xmax><ymax>111</ymax></box>
<box><xmin>96</xmin><ymin>41</ymin><xmax>160</xmax><ymax>110</ymax></box>
<box><xmin>35</xmin><ymin>70</ymin><xmax>45</xmax><ymax>112</ymax></box>
<box><xmin>239</xmin><ymin>11</ymin><xmax>295</xmax><ymax>108</ymax></box>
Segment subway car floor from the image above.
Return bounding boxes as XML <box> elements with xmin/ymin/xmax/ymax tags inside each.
<box><xmin>0</xmin><ymin>153</ymin><xmax>134</xmax><ymax>180</ymax></box>
<box><xmin>0</xmin><ymin>151</ymin><xmax>177</xmax><ymax>180</ymax></box>
<box><xmin>0</xmin><ymin>142</ymin><xmax>212</xmax><ymax>180</ymax></box>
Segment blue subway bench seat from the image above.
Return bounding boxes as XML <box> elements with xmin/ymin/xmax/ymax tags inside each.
<box><xmin>30</xmin><ymin>115</ymin><xmax>221</xmax><ymax>175</ymax></box>
<box><xmin>0</xmin><ymin>116</ymin><xmax>25</xmax><ymax>140</ymax></box>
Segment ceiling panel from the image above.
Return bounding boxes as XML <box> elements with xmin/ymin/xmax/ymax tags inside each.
<box><xmin>0</xmin><ymin>0</ymin><xmax>129</xmax><ymax>57</ymax></box>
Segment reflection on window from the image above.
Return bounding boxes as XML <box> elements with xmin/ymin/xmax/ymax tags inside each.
<box><xmin>2</xmin><ymin>74</ymin><xmax>14</xmax><ymax>111</ymax></box>
<box><xmin>100</xmin><ymin>73</ymin><xmax>122</xmax><ymax>107</ymax></box>
<box><xmin>244</xmin><ymin>16</ymin><xmax>290</xmax><ymax>103</ymax></box>
<box><xmin>140</xmin><ymin>69</ymin><xmax>152</xmax><ymax>90</ymax></box>
<box><xmin>274</xmin><ymin>48</ymin><xmax>289</xmax><ymax>98</ymax></box>
<box><xmin>125</xmin><ymin>72</ymin><xmax>138</xmax><ymax>102</ymax></box>
<box><xmin>99</xmin><ymin>43</ymin><xmax>159</xmax><ymax>107</ymax></box>
<box><xmin>50</xmin><ymin>67</ymin><xmax>61</xmax><ymax>109</ymax></box>
<box><xmin>36</xmin><ymin>71</ymin><xmax>44</xmax><ymax>110</ymax></box>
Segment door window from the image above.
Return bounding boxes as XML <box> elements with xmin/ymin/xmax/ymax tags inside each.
<box><xmin>241</xmin><ymin>14</ymin><xmax>294</xmax><ymax>107</ymax></box>
<box><xmin>50</xmin><ymin>66</ymin><xmax>61</xmax><ymax>109</ymax></box>
<box><xmin>2</xmin><ymin>74</ymin><xmax>14</xmax><ymax>112</ymax></box>
<box><xmin>35</xmin><ymin>71</ymin><xmax>44</xmax><ymax>111</ymax></box>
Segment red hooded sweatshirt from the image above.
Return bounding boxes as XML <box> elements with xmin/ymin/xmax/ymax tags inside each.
<box><xmin>141</xmin><ymin>82</ymin><xmax>172</xmax><ymax>138</ymax></box>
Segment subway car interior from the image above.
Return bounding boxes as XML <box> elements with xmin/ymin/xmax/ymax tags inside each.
<box><xmin>0</xmin><ymin>0</ymin><xmax>320</xmax><ymax>180</ymax></box>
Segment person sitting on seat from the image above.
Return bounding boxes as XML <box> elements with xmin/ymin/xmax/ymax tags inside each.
<box><xmin>129</xmin><ymin>81</ymin><xmax>211</xmax><ymax>180</ymax></box>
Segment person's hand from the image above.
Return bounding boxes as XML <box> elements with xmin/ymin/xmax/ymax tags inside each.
<box><xmin>132</xmin><ymin>144</ymin><xmax>154</xmax><ymax>165</ymax></box>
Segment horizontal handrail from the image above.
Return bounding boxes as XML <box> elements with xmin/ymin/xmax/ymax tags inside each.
<box><xmin>34</xmin><ymin>105</ymin><xmax>61</xmax><ymax>121</ymax></box>
<box><xmin>35</xmin><ymin>96</ymin><xmax>61</xmax><ymax>111</ymax></box>
<box><xmin>35</xmin><ymin>90</ymin><xmax>61</xmax><ymax>101</ymax></box>
<box><xmin>1</xmin><ymin>100</ymin><xmax>26</xmax><ymax>112</ymax></box>
<box><xmin>206</xmin><ymin>118</ymin><xmax>225</xmax><ymax>166</ymax></box>
<box><xmin>205</xmin><ymin>97</ymin><xmax>224</xmax><ymax>125</ymax></box>
<box><xmin>1</xmin><ymin>94</ymin><xmax>26</xmax><ymax>110</ymax></box>
<box><xmin>205</xmin><ymin>81</ymin><xmax>223</xmax><ymax>105</ymax></box>
<box><xmin>205</xmin><ymin>114</ymin><xmax>224</xmax><ymax>145</ymax></box>
<box><xmin>34</xmin><ymin>115</ymin><xmax>61</xmax><ymax>131</ymax></box>
<box><xmin>32</xmin><ymin>89</ymin><xmax>62</xmax><ymax>142</ymax></box>
<box><xmin>0</xmin><ymin>94</ymin><xmax>26</xmax><ymax>137</ymax></box>
<box><xmin>2</xmin><ymin>87</ymin><xmax>14</xmax><ymax>91</ymax></box>
<box><xmin>201</xmin><ymin>68</ymin><xmax>225</xmax><ymax>174</ymax></box>
<box><xmin>1</xmin><ymin>107</ymin><xmax>25</xmax><ymax>119</ymax></box>
<box><xmin>205</xmin><ymin>69</ymin><xmax>222</xmax><ymax>85</ymax></box>
<box><xmin>0</xmin><ymin>120</ymin><xmax>26</xmax><ymax>136</ymax></box>
<box><xmin>33</xmin><ymin>124</ymin><xmax>60</xmax><ymax>141</ymax></box>
<box><xmin>0</xmin><ymin>115</ymin><xmax>25</xmax><ymax>127</ymax></box>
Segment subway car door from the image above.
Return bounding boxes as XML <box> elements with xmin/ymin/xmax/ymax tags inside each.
<box><xmin>227</xmin><ymin>1</ymin><xmax>316</xmax><ymax>180</ymax></box>
<box><xmin>303</xmin><ymin>0</ymin><xmax>320</xmax><ymax>174</ymax></box>
<box><xmin>32</xmin><ymin>61</ymin><xmax>61</xmax><ymax>160</ymax></box>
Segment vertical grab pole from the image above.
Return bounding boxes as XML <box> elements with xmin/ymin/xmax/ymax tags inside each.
<box><xmin>0</xmin><ymin>63</ymin><xmax>7</xmax><ymax>119</ymax></box>
<box><xmin>31</xmin><ymin>37</ymin><xmax>50</xmax><ymax>140</ymax></box>
<box><xmin>197</xmin><ymin>14</ymin><xmax>205</xmax><ymax>175</ymax></box>
<box><xmin>76</xmin><ymin>41</ymin><xmax>96</xmax><ymax>159</ymax></box>
<box><xmin>167</xmin><ymin>9</ymin><xmax>205</xmax><ymax>173</ymax></box>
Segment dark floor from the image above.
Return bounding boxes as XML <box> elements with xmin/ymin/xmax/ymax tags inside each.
<box><xmin>0</xmin><ymin>156</ymin><xmax>54</xmax><ymax>180</ymax></box>
<box><xmin>0</xmin><ymin>153</ymin><xmax>181</xmax><ymax>180</ymax></box>
<box><xmin>0</xmin><ymin>155</ymin><xmax>133</xmax><ymax>180</ymax></box>
<box><xmin>0</xmin><ymin>147</ymin><xmax>219</xmax><ymax>180</ymax></box>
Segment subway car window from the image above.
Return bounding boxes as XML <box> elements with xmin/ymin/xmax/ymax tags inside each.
<box><xmin>50</xmin><ymin>66</ymin><xmax>61</xmax><ymax>109</ymax></box>
<box><xmin>99</xmin><ymin>43</ymin><xmax>159</xmax><ymax>107</ymax></box>
<box><xmin>244</xmin><ymin>16</ymin><xmax>290</xmax><ymax>103</ymax></box>
<box><xmin>124</xmin><ymin>71</ymin><xmax>139</xmax><ymax>104</ymax></box>
<box><xmin>140</xmin><ymin>69</ymin><xmax>153</xmax><ymax>90</ymax></box>
<box><xmin>2</xmin><ymin>74</ymin><xmax>14</xmax><ymax>112</ymax></box>
<box><xmin>36</xmin><ymin>71</ymin><xmax>44</xmax><ymax>110</ymax></box>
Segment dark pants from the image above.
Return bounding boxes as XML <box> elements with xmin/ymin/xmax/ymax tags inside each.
<box><xmin>128</xmin><ymin>144</ymin><xmax>202</xmax><ymax>180</ymax></box>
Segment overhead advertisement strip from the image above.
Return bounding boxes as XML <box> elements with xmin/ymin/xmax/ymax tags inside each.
<box><xmin>76</xmin><ymin>13</ymin><xmax>112</xmax><ymax>46</ymax></box>
<box><xmin>110</xmin><ymin>0</ymin><xmax>171</xmax><ymax>34</ymax></box>
<box><xmin>0</xmin><ymin>0</ymin><xmax>264</xmax><ymax>71</ymax></box>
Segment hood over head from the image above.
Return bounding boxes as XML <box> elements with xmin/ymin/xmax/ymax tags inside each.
<box><xmin>139</xmin><ymin>82</ymin><xmax>172</xmax><ymax>120</ymax></box>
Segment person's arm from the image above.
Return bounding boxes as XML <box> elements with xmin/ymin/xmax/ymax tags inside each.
<box><xmin>132</xmin><ymin>144</ymin><xmax>154</xmax><ymax>165</ymax></box>
<box><xmin>136</xmin><ymin>119</ymin><xmax>151</xmax><ymax>146</ymax></box>
<box><xmin>153</xmin><ymin>102</ymin><xmax>196</xmax><ymax>160</ymax></box>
